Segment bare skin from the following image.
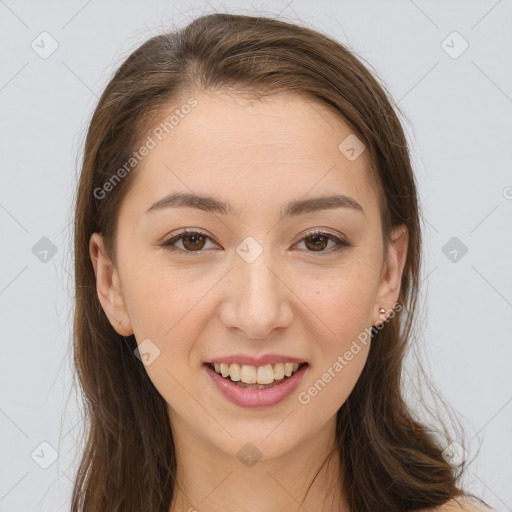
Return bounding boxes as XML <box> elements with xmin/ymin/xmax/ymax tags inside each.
<box><xmin>90</xmin><ymin>90</ymin><xmax>409</xmax><ymax>511</ymax></box>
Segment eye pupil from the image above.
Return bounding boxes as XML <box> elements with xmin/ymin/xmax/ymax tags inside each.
<box><xmin>305</xmin><ymin>235</ymin><xmax>328</xmax><ymax>251</ymax></box>
<box><xmin>183</xmin><ymin>234</ymin><xmax>206</xmax><ymax>251</ymax></box>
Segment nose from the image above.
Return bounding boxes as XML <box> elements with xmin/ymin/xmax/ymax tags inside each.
<box><xmin>218</xmin><ymin>246</ymin><xmax>293</xmax><ymax>340</ymax></box>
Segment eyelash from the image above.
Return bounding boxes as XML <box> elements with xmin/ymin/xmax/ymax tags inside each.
<box><xmin>160</xmin><ymin>228</ymin><xmax>353</xmax><ymax>255</ymax></box>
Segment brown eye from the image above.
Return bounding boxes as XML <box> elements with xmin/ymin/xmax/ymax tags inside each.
<box><xmin>304</xmin><ymin>234</ymin><xmax>329</xmax><ymax>251</ymax></box>
<box><xmin>181</xmin><ymin>233</ymin><xmax>206</xmax><ymax>251</ymax></box>
<box><xmin>162</xmin><ymin>230</ymin><xmax>218</xmax><ymax>254</ymax></box>
<box><xmin>296</xmin><ymin>230</ymin><xmax>352</xmax><ymax>254</ymax></box>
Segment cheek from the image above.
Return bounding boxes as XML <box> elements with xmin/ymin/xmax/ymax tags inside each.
<box><xmin>122</xmin><ymin>267</ymin><xmax>212</xmax><ymax>402</ymax></box>
<box><xmin>308</xmin><ymin>265</ymin><xmax>378</xmax><ymax>348</ymax></box>
<box><xmin>121</xmin><ymin>248</ymin><xmax>215</xmax><ymax>340</ymax></box>
<box><xmin>306</xmin><ymin>261</ymin><xmax>378</xmax><ymax>406</ymax></box>
<box><xmin>301</xmin><ymin>283</ymin><xmax>373</xmax><ymax>413</ymax></box>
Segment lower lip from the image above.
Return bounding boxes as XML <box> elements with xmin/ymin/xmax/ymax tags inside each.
<box><xmin>204</xmin><ymin>363</ymin><xmax>308</xmax><ymax>409</ymax></box>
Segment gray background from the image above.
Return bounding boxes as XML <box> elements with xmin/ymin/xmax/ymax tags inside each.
<box><xmin>0</xmin><ymin>0</ymin><xmax>511</xmax><ymax>510</ymax></box>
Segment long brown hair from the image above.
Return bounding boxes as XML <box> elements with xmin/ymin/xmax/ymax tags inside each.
<box><xmin>71</xmin><ymin>12</ymin><xmax>485</xmax><ymax>511</ymax></box>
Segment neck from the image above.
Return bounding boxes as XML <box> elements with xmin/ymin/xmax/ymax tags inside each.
<box><xmin>167</xmin><ymin>413</ymin><xmax>349</xmax><ymax>512</ymax></box>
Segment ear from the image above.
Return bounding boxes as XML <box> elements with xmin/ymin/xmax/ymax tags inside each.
<box><xmin>372</xmin><ymin>224</ymin><xmax>408</xmax><ymax>326</ymax></box>
<box><xmin>89</xmin><ymin>232</ymin><xmax>133</xmax><ymax>336</ymax></box>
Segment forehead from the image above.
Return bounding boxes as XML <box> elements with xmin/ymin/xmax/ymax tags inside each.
<box><xmin>122</xmin><ymin>90</ymin><xmax>378</xmax><ymax>222</ymax></box>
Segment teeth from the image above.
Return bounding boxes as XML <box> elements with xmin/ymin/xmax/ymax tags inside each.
<box><xmin>240</xmin><ymin>365</ymin><xmax>257</xmax><ymax>384</ymax></box>
<box><xmin>229</xmin><ymin>363</ymin><xmax>241</xmax><ymax>381</ymax></box>
<box><xmin>220</xmin><ymin>363</ymin><xmax>230</xmax><ymax>378</ymax></box>
<box><xmin>210</xmin><ymin>361</ymin><xmax>303</xmax><ymax>384</ymax></box>
<box><xmin>256</xmin><ymin>364</ymin><xmax>274</xmax><ymax>385</ymax></box>
<box><xmin>274</xmin><ymin>362</ymin><xmax>285</xmax><ymax>380</ymax></box>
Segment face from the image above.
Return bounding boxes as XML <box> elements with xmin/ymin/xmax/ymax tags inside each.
<box><xmin>90</xmin><ymin>90</ymin><xmax>407</xmax><ymax>463</ymax></box>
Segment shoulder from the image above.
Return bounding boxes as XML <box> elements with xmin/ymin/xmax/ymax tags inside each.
<box><xmin>418</xmin><ymin>497</ymin><xmax>494</xmax><ymax>512</ymax></box>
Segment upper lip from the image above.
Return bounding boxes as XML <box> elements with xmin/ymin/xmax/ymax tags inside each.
<box><xmin>205</xmin><ymin>354</ymin><xmax>307</xmax><ymax>367</ymax></box>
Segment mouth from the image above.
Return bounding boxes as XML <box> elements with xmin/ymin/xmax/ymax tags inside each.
<box><xmin>203</xmin><ymin>360</ymin><xmax>309</xmax><ymax>408</ymax></box>
<box><xmin>204</xmin><ymin>361</ymin><xmax>308</xmax><ymax>389</ymax></box>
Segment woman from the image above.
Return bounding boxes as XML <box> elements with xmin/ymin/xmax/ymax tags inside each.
<box><xmin>71</xmin><ymin>12</ymin><xmax>492</xmax><ymax>512</ymax></box>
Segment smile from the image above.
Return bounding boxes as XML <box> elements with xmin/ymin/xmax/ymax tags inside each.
<box><xmin>208</xmin><ymin>361</ymin><xmax>305</xmax><ymax>386</ymax></box>
<box><xmin>204</xmin><ymin>361</ymin><xmax>309</xmax><ymax>408</ymax></box>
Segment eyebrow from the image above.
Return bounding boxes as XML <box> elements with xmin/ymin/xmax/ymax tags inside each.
<box><xmin>145</xmin><ymin>192</ymin><xmax>365</xmax><ymax>218</ymax></box>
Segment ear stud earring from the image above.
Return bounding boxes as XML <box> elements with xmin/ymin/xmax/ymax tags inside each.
<box><xmin>375</xmin><ymin>307</ymin><xmax>387</xmax><ymax>327</ymax></box>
